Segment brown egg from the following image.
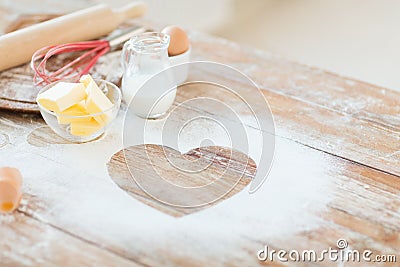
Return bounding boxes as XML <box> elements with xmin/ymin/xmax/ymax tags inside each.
<box><xmin>0</xmin><ymin>167</ymin><xmax>22</xmax><ymax>214</ymax></box>
<box><xmin>162</xmin><ymin>26</ymin><xmax>190</xmax><ymax>56</ymax></box>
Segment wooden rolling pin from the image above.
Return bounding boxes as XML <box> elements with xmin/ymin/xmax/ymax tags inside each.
<box><xmin>0</xmin><ymin>2</ymin><xmax>147</xmax><ymax>72</ymax></box>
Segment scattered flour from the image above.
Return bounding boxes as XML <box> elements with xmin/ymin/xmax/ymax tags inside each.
<box><xmin>0</xmin><ymin>105</ymin><xmax>338</xmax><ymax>263</ymax></box>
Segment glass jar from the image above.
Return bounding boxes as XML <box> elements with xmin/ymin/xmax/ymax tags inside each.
<box><xmin>121</xmin><ymin>32</ymin><xmax>177</xmax><ymax>119</ymax></box>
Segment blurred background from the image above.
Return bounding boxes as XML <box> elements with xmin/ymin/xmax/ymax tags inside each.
<box><xmin>146</xmin><ymin>0</ymin><xmax>400</xmax><ymax>91</ymax></box>
<box><xmin>1</xmin><ymin>0</ymin><xmax>399</xmax><ymax>91</ymax></box>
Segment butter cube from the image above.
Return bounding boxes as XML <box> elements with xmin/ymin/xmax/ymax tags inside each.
<box><xmin>80</xmin><ymin>75</ymin><xmax>113</xmax><ymax>126</ymax></box>
<box><xmin>70</xmin><ymin>118</ymin><xmax>102</xmax><ymax>136</ymax></box>
<box><xmin>56</xmin><ymin>101</ymin><xmax>91</xmax><ymax>124</ymax></box>
<box><xmin>79</xmin><ymin>74</ymin><xmax>96</xmax><ymax>89</ymax></box>
<box><xmin>37</xmin><ymin>82</ymin><xmax>86</xmax><ymax>112</ymax></box>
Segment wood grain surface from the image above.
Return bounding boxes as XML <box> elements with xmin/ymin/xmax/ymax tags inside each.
<box><xmin>108</xmin><ymin>144</ymin><xmax>256</xmax><ymax>217</ymax></box>
<box><xmin>0</xmin><ymin>2</ymin><xmax>399</xmax><ymax>267</ymax></box>
<box><xmin>0</xmin><ymin>208</ymin><xmax>140</xmax><ymax>267</ymax></box>
<box><xmin>1</xmin><ymin>110</ymin><xmax>399</xmax><ymax>267</ymax></box>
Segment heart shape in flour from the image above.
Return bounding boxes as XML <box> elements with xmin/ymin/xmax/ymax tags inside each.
<box><xmin>107</xmin><ymin>144</ymin><xmax>256</xmax><ymax>217</ymax></box>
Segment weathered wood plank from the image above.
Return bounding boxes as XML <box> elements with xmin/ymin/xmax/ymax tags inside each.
<box><xmin>0</xmin><ymin>207</ymin><xmax>143</xmax><ymax>267</ymax></box>
<box><xmin>190</xmin><ymin>32</ymin><xmax>400</xmax><ymax>132</ymax></box>
<box><xmin>173</xmin><ymin>73</ymin><xmax>400</xmax><ymax>177</ymax></box>
<box><xmin>1</xmin><ymin>110</ymin><xmax>399</xmax><ymax>266</ymax></box>
<box><xmin>0</xmin><ymin>15</ymin><xmax>398</xmax><ymax>180</ymax></box>
<box><xmin>108</xmin><ymin>144</ymin><xmax>256</xmax><ymax>217</ymax></box>
<box><xmin>0</xmin><ymin>3</ymin><xmax>399</xmax><ymax>266</ymax></box>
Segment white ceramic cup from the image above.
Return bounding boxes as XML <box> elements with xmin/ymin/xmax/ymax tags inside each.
<box><xmin>168</xmin><ymin>46</ymin><xmax>191</xmax><ymax>85</ymax></box>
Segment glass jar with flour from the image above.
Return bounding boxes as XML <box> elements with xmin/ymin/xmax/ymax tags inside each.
<box><xmin>121</xmin><ymin>32</ymin><xmax>177</xmax><ymax>119</ymax></box>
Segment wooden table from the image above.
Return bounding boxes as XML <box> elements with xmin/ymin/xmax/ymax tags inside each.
<box><xmin>1</xmin><ymin>2</ymin><xmax>399</xmax><ymax>266</ymax></box>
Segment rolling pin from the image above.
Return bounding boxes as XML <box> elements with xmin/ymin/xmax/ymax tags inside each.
<box><xmin>0</xmin><ymin>2</ymin><xmax>147</xmax><ymax>72</ymax></box>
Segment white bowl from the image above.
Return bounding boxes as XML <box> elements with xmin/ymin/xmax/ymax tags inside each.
<box><xmin>168</xmin><ymin>46</ymin><xmax>191</xmax><ymax>85</ymax></box>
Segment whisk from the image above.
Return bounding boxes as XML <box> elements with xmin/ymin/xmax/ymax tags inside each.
<box><xmin>31</xmin><ymin>26</ymin><xmax>148</xmax><ymax>85</ymax></box>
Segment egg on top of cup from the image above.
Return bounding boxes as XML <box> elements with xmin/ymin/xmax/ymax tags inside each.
<box><xmin>161</xmin><ymin>25</ymin><xmax>190</xmax><ymax>56</ymax></box>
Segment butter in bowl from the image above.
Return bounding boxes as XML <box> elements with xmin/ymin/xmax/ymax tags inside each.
<box><xmin>36</xmin><ymin>75</ymin><xmax>121</xmax><ymax>143</ymax></box>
